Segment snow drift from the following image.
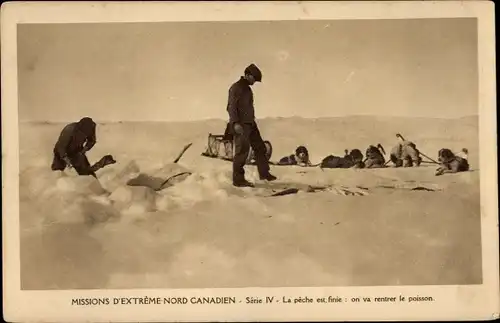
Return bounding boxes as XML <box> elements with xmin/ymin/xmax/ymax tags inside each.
<box><xmin>17</xmin><ymin>116</ymin><xmax>482</xmax><ymax>289</ymax></box>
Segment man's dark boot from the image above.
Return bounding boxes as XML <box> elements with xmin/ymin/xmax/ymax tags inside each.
<box><xmin>259</xmin><ymin>173</ymin><xmax>277</xmax><ymax>181</ymax></box>
<box><xmin>233</xmin><ymin>178</ymin><xmax>255</xmax><ymax>188</ymax></box>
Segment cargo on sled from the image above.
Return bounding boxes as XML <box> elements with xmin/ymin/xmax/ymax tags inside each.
<box><xmin>201</xmin><ymin>123</ymin><xmax>273</xmax><ymax>165</ymax></box>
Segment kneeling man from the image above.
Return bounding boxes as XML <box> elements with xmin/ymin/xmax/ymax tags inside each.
<box><xmin>51</xmin><ymin>117</ymin><xmax>116</xmax><ymax>178</ymax></box>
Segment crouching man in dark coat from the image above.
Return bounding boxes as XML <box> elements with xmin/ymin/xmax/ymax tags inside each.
<box><xmin>51</xmin><ymin>117</ymin><xmax>116</xmax><ymax>177</ymax></box>
<box><xmin>226</xmin><ymin>64</ymin><xmax>277</xmax><ymax>187</ymax></box>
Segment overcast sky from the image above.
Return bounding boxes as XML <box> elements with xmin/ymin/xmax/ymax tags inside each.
<box><xmin>17</xmin><ymin>18</ymin><xmax>478</xmax><ymax>122</ymax></box>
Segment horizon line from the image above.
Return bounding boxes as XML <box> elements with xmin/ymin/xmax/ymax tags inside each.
<box><xmin>19</xmin><ymin>114</ymin><xmax>480</xmax><ymax>124</ymax></box>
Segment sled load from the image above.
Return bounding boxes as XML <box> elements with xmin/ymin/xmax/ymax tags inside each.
<box><xmin>201</xmin><ymin>125</ymin><xmax>273</xmax><ymax>165</ymax></box>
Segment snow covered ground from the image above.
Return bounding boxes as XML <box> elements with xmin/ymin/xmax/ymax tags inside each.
<box><xmin>18</xmin><ymin>116</ymin><xmax>482</xmax><ymax>290</ymax></box>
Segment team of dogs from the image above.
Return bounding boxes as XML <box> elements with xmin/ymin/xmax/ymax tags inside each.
<box><xmin>274</xmin><ymin>134</ymin><xmax>470</xmax><ymax>176</ymax></box>
<box><xmin>97</xmin><ymin>137</ymin><xmax>469</xmax><ymax>177</ymax></box>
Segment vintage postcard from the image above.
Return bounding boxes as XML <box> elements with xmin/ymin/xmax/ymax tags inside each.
<box><xmin>2</xmin><ymin>1</ymin><xmax>498</xmax><ymax>322</ymax></box>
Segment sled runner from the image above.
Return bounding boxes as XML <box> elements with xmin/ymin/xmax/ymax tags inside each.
<box><xmin>201</xmin><ymin>132</ymin><xmax>273</xmax><ymax>165</ymax></box>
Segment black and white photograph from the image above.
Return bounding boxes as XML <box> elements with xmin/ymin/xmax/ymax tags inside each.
<box><xmin>2</xmin><ymin>1</ymin><xmax>498</xmax><ymax>322</ymax></box>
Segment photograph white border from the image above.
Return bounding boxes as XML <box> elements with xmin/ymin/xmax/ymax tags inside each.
<box><xmin>2</xmin><ymin>1</ymin><xmax>498</xmax><ymax>322</ymax></box>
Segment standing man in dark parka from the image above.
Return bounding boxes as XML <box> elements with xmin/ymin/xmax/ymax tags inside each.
<box><xmin>226</xmin><ymin>64</ymin><xmax>277</xmax><ymax>187</ymax></box>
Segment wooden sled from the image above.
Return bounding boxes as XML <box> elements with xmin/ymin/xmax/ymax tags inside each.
<box><xmin>200</xmin><ymin>133</ymin><xmax>323</xmax><ymax>168</ymax></box>
<box><xmin>201</xmin><ymin>132</ymin><xmax>273</xmax><ymax>165</ymax></box>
